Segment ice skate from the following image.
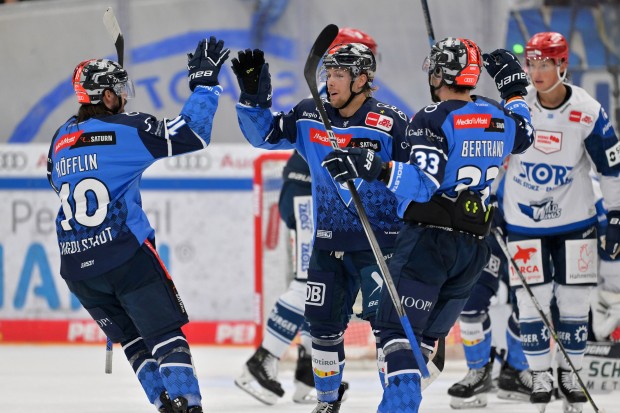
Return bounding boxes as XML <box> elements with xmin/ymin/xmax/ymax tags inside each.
<box><xmin>530</xmin><ymin>369</ymin><xmax>554</xmax><ymax>412</ymax></box>
<box><xmin>310</xmin><ymin>383</ymin><xmax>347</xmax><ymax>413</ymax></box>
<box><xmin>234</xmin><ymin>346</ymin><xmax>284</xmax><ymax>405</ymax></box>
<box><xmin>497</xmin><ymin>363</ymin><xmax>532</xmax><ymax>401</ymax></box>
<box><xmin>447</xmin><ymin>360</ymin><xmax>493</xmax><ymax>409</ymax></box>
<box><xmin>292</xmin><ymin>345</ymin><xmax>317</xmax><ymax>404</ymax></box>
<box><xmin>557</xmin><ymin>368</ymin><xmax>586</xmax><ymax>413</ymax></box>
<box><xmin>160</xmin><ymin>396</ymin><xmax>202</xmax><ymax>413</ymax></box>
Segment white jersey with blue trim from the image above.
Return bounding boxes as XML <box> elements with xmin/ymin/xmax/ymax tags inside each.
<box><xmin>48</xmin><ymin>86</ymin><xmax>222</xmax><ymax>280</ymax></box>
<box><xmin>503</xmin><ymin>84</ymin><xmax>620</xmax><ymax>236</ymax></box>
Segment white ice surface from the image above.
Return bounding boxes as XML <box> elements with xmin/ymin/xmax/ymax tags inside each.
<box><xmin>1</xmin><ymin>345</ymin><xmax>616</xmax><ymax>413</ymax></box>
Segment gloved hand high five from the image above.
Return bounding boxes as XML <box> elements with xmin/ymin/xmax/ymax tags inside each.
<box><xmin>322</xmin><ymin>148</ymin><xmax>383</xmax><ymax>183</ymax></box>
<box><xmin>605</xmin><ymin>211</ymin><xmax>620</xmax><ymax>259</ymax></box>
<box><xmin>231</xmin><ymin>49</ymin><xmax>272</xmax><ymax>108</ymax></box>
<box><xmin>187</xmin><ymin>36</ymin><xmax>230</xmax><ymax>90</ymax></box>
<box><xmin>483</xmin><ymin>49</ymin><xmax>529</xmax><ymax>100</ymax></box>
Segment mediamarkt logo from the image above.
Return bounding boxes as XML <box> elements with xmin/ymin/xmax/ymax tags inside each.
<box><xmin>54</xmin><ymin>131</ymin><xmax>83</xmax><ymax>154</ymax></box>
<box><xmin>454</xmin><ymin>114</ymin><xmax>491</xmax><ymax>129</ymax></box>
<box><xmin>309</xmin><ymin>128</ymin><xmax>352</xmax><ymax>146</ymax></box>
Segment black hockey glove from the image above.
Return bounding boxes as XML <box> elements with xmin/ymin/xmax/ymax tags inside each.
<box><xmin>322</xmin><ymin>148</ymin><xmax>383</xmax><ymax>183</ymax></box>
<box><xmin>483</xmin><ymin>49</ymin><xmax>529</xmax><ymax>100</ymax></box>
<box><xmin>605</xmin><ymin>211</ymin><xmax>620</xmax><ymax>258</ymax></box>
<box><xmin>187</xmin><ymin>36</ymin><xmax>230</xmax><ymax>91</ymax></box>
<box><xmin>231</xmin><ymin>49</ymin><xmax>272</xmax><ymax>108</ymax></box>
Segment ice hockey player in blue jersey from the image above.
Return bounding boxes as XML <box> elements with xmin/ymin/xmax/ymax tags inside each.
<box><xmin>46</xmin><ymin>37</ymin><xmax>230</xmax><ymax>413</ymax></box>
<box><xmin>233</xmin><ymin>40</ymin><xmax>411</xmax><ymax>413</ymax></box>
<box><xmin>234</xmin><ymin>27</ymin><xmax>378</xmax><ymax>407</ymax></box>
<box><xmin>447</xmin><ymin>172</ymin><xmax>533</xmax><ymax>409</ymax></box>
<box><xmin>323</xmin><ymin>37</ymin><xmax>534</xmax><ymax>413</ymax></box>
<box><xmin>502</xmin><ymin>32</ymin><xmax>620</xmax><ymax>413</ymax></box>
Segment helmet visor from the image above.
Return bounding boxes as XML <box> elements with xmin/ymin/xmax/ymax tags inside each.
<box><xmin>422</xmin><ymin>56</ymin><xmax>434</xmax><ymax>74</ymax></box>
<box><xmin>112</xmin><ymin>79</ymin><xmax>135</xmax><ymax>100</ymax></box>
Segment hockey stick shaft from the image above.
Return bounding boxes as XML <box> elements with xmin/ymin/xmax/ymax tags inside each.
<box><xmin>492</xmin><ymin>229</ymin><xmax>602</xmax><ymax>412</ymax></box>
<box><xmin>304</xmin><ymin>24</ymin><xmax>429</xmax><ymax>378</ymax></box>
<box><xmin>105</xmin><ymin>336</ymin><xmax>113</xmax><ymax>374</ymax></box>
<box><xmin>103</xmin><ymin>7</ymin><xmax>125</xmax><ymax>67</ymax></box>
<box><xmin>419</xmin><ymin>0</ymin><xmax>436</xmax><ymax>47</ymax></box>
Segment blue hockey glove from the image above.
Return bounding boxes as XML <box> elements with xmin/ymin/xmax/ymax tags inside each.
<box><xmin>322</xmin><ymin>147</ymin><xmax>383</xmax><ymax>183</ymax></box>
<box><xmin>187</xmin><ymin>36</ymin><xmax>230</xmax><ymax>90</ymax></box>
<box><xmin>231</xmin><ymin>49</ymin><xmax>272</xmax><ymax>108</ymax></box>
<box><xmin>483</xmin><ymin>49</ymin><xmax>529</xmax><ymax>100</ymax></box>
<box><xmin>605</xmin><ymin>211</ymin><xmax>620</xmax><ymax>258</ymax></box>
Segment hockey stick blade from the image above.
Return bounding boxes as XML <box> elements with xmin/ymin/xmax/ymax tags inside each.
<box><xmin>103</xmin><ymin>7</ymin><xmax>124</xmax><ymax>67</ymax></box>
<box><xmin>303</xmin><ymin>24</ymin><xmax>339</xmax><ymax>102</ymax></box>
<box><xmin>421</xmin><ymin>337</ymin><xmax>445</xmax><ymax>391</ymax></box>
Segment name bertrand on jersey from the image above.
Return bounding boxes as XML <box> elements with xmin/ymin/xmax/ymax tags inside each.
<box><xmin>461</xmin><ymin>140</ymin><xmax>505</xmax><ymax>158</ymax></box>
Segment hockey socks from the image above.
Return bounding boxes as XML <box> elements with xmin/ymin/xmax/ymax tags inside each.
<box><xmin>459</xmin><ymin>314</ymin><xmax>492</xmax><ymax>369</ymax></box>
<box><xmin>312</xmin><ymin>340</ymin><xmax>345</xmax><ymax>402</ymax></box>
<box><xmin>506</xmin><ymin>312</ymin><xmax>529</xmax><ymax>370</ymax></box>
<box><xmin>148</xmin><ymin>331</ymin><xmax>202</xmax><ymax>408</ymax></box>
<box><xmin>262</xmin><ymin>280</ymin><xmax>306</xmax><ymax>358</ymax></box>
<box><xmin>378</xmin><ymin>373</ymin><xmax>422</xmax><ymax>413</ymax></box>
<box><xmin>122</xmin><ymin>337</ymin><xmax>166</xmax><ymax>408</ymax></box>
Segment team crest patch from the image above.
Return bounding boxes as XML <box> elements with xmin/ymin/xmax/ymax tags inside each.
<box><xmin>365</xmin><ymin>112</ymin><xmax>393</xmax><ymax>131</ymax></box>
<box><xmin>569</xmin><ymin>110</ymin><xmax>594</xmax><ymax>126</ymax></box>
<box><xmin>533</xmin><ymin>130</ymin><xmax>562</xmax><ymax>154</ymax></box>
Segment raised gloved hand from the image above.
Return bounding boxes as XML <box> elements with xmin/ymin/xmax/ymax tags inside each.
<box><xmin>187</xmin><ymin>36</ymin><xmax>230</xmax><ymax>90</ymax></box>
<box><xmin>482</xmin><ymin>49</ymin><xmax>529</xmax><ymax>100</ymax></box>
<box><xmin>322</xmin><ymin>147</ymin><xmax>383</xmax><ymax>183</ymax></box>
<box><xmin>605</xmin><ymin>211</ymin><xmax>620</xmax><ymax>258</ymax></box>
<box><xmin>231</xmin><ymin>49</ymin><xmax>272</xmax><ymax>108</ymax></box>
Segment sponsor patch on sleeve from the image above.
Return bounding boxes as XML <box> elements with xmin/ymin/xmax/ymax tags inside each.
<box><xmin>365</xmin><ymin>112</ymin><xmax>393</xmax><ymax>131</ymax></box>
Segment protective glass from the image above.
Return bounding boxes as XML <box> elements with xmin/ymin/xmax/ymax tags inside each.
<box><xmin>422</xmin><ymin>56</ymin><xmax>434</xmax><ymax>73</ymax></box>
<box><xmin>113</xmin><ymin>79</ymin><xmax>135</xmax><ymax>99</ymax></box>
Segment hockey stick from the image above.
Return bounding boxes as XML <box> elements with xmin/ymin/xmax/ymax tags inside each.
<box><xmin>304</xmin><ymin>24</ymin><xmax>429</xmax><ymax>378</ymax></box>
<box><xmin>492</xmin><ymin>229</ymin><xmax>605</xmax><ymax>413</ymax></box>
<box><xmin>101</xmin><ymin>6</ymin><xmax>124</xmax><ymax>375</ymax></box>
<box><xmin>419</xmin><ymin>0</ymin><xmax>436</xmax><ymax>48</ymax></box>
<box><xmin>103</xmin><ymin>7</ymin><xmax>124</xmax><ymax>67</ymax></box>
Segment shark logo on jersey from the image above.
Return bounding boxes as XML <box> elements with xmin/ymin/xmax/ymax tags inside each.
<box><xmin>518</xmin><ymin>198</ymin><xmax>562</xmax><ymax>221</ymax></box>
<box><xmin>513</xmin><ymin>246</ymin><xmax>537</xmax><ymax>263</ymax></box>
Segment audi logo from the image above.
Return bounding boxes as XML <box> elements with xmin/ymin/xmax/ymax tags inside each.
<box><xmin>164</xmin><ymin>153</ymin><xmax>212</xmax><ymax>170</ymax></box>
<box><xmin>0</xmin><ymin>151</ymin><xmax>28</xmax><ymax>171</ymax></box>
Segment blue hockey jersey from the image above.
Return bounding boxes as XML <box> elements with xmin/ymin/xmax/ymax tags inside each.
<box><xmin>47</xmin><ymin>86</ymin><xmax>223</xmax><ymax>280</ymax></box>
<box><xmin>385</xmin><ymin>96</ymin><xmax>534</xmax><ymax>217</ymax></box>
<box><xmin>237</xmin><ymin>97</ymin><xmax>411</xmax><ymax>251</ymax></box>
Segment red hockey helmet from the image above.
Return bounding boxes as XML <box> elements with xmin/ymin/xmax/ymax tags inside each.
<box><xmin>331</xmin><ymin>27</ymin><xmax>378</xmax><ymax>55</ymax></box>
<box><xmin>424</xmin><ymin>37</ymin><xmax>482</xmax><ymax>87</ymax></box>
<box><xmin>525</xmin><ymin>32</ymin><xmax>569</xmax><ymax>65</ymax></box>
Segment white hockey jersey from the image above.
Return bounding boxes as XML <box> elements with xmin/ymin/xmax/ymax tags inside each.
<box><xmin>503</xmin><ymin>84</ymin><xmax>620</xmax><ymax>236</ymax></box>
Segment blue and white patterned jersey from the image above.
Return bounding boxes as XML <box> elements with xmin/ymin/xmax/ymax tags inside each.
<box><xmin>237</xmin><ymin>97</ymin><xmax>411</xmax><ymax>251</ymax></box>
<box><xmin>47</xmin><ymin>86</ymin><xmax>223</xmax><ymax>280</ymax></box>
<box><xmin>503</xmin><ymin>84</ymin><xmax>620</xmax><ymax>236</ymax></box>
<box><xmin>384</xmin><ymin>96</ymin><xmax>533</xmax><ymax>217</ymax></box>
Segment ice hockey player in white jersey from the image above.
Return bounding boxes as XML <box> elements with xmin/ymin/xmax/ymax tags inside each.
<box><xmin>502</xmin><ymin>31</ymin><xmax>620</xmax><ymax>413</ymax></box>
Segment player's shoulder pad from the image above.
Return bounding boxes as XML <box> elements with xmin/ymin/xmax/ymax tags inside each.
<box><xmin>101</xmin><ymin>111</ymin><xmax>165</xmax><ymax>134</ymax></box>
<box><xmin>412</xmin><ymin>100</ymin><xmax>463</xmax><ymax>124</ymax></box>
